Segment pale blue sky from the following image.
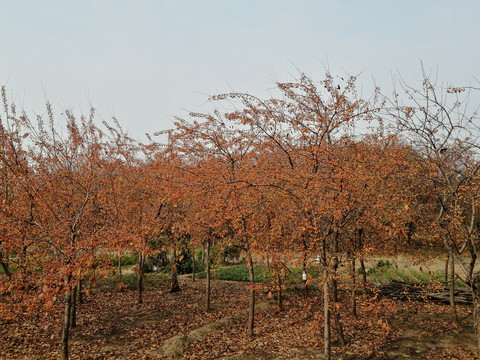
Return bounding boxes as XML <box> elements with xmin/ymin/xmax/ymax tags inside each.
<box><xmin>1</xmin><ymin>0</ymin><xmax>479</xmax><ymax>139</ymax></box>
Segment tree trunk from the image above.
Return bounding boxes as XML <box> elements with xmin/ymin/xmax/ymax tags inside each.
<box><xmin>302</xmin><ymin>242</ymin><xmax>308</xmax><ymax>297</ymax></box>
<box><xmin>77</xmin><ymin>280</ymin><xmax>83</xmax><ymax>305</ymax></box>
<box><xmin>351</xmin><ymin>256</ymin><xmax>357</xmax><ymax>318</ymax></box>
<box><xmin>70</xmin><ymin>285</ymin><xmax>77</xmax><ymax>328</ymax></box>
<box><xmin>330</xmin><ymin>257</ymin><xmax>345</xmax><ymax>346</ymax></box>
<box><xmin>170</xmin><ymin>245</ymin><xmax>180</xmax><ymax>293</ymax></box>
<box><xmin>192</xmin><ymin>247</ymin><xmax>196</xmax><ymax>283</ymax></box>
<box><xmin>448</xmin><ymin>252</ymin><xmax>459</xmax><ymax>324</ymax></box>
<box><xmin>323</xmin><ymin>270</ymin><xmax>331</xmax><ymax>360</ymax></box>
<box><xmin>206</xmin><ymin>240</ymin><xmax>211</xmax><ymax>311</ymax></box>
<box><xmin>61</xmin><ymin>280</ymin><xmax>72</xmax><ymax>360</ymax></box>
<box><xmin>357</xmin><ymin>229</ymin><xmax>367</xmax><ymax>293</ymax></box>
<box><xmin>474</xmin><ymin>295</ymin><xmax>480</xmax><ymax>357</ymax></box>
<box><xmin>118</xmin><ymin>254</ymin><xmax>122</xmax><ymax>276</ymax></box>
<box><xmin>0</xmin><ymin>252</ymin><xmax>11</xmax><ymax>277</ymax></box>
<box><xmin>137</xmin><ymin>252</ymin><xmax>144</xmax><ymax>303</ymax></box>
<box><xmin>246</xmin><ymin>250</ymin><xmax>255</xmax><ymax>337</ymax></box>
<box><xmin>276</xmin><ymin>267</ymin><xmax>283</xmax><ymax>312</ymax></box>
<box><xmin>472</xmin><ymin>273</ymin><xmax>480</xmax><ymax>356</ymax></box>
<box><xmin>265</xmin><ymin>245</ymin><xmax>270</xmax><ymax>268</ymax></box>
<box><xmin>444</xmin><ymin>254</ymin><xmax>449</xmax><ymax>283</ymax></box>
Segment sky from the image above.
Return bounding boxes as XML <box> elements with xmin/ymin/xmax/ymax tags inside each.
<box><xmin>1</xmin><ymin>0</ymin><xmax>479</xmax><ymax>140</ymax></box>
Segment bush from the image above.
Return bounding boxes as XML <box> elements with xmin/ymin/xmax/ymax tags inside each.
<box><xmin>198</xmin><ymin>264</ymin><xmax>271</xmax><ymax>282</ymax></box>
<box><xmin>197</xmin><ymin>264</ymin><xmax>321</xmax><ymax>283</ymax></box>
<box><xmin>97</xmin><ymin>273</ymin><xmax>168</xmax><ymax>291</ymax></box>
<box><xmin>220</xmin><ymin>245</ymin><xmax>241</xmax><ymax>265</ymax></box>
<box><xmin>376</xmin><ymin>259</ymin><xmax>392</xmax><ymax>268</ymax></box>
<box><xmin>111</xmin><ymin>254</ymin><xmax>137</xmax><ymax>267</ymax></box>
<box><xmin>144</xmin><ymin>251</ymin><xmax>169</xmax><ymax>273</ymax></box>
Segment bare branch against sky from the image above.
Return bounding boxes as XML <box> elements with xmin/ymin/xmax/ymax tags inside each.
<box><xmin>1</xmin><ymin>0</ymin><xmax>479</xmax><ymax>139</ymax></box>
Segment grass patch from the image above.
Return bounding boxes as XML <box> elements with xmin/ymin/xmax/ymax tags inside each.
<box><xmin>432</xmin><ymin>271</ymin><xmax>467</xmax><ymax>288</ymax></box>
<box><xmin>368</xmin><ymin>268</ymin><xmax>383</xmax><ymax>284</ymax></box>
<box><xmin>410</xmin><ymin>269</ymin><xmax>430</xmax><ymax>283</ymax></box>
<box><xmin>379</xmin><ymin>266</ymin><xmax>395</xmax><ymax>283</ymax></box>
<box><xmin>198</xmin><ymin>265</ymin><xmax>272</xmax><ymax>282</ymax></box>
<box><xmin>433</xmin><ymin>271</ymin><xmax>445</xmax><ymax>282</ymax></box>
<box><xmin>391</xmin><ymin>267</ymin><xmax>412</xmax><ymax>282</ymax></box>
<box><xmin>97</xmin><ymin>273</ymin><xmax>168</xmax><ymax>291</ymax></box>
<box><xmin>111</xmin><ymin>254</ymin><xmax>138</xmax><ymax>266</ymax></box>
<box><xmin>197</xmin><ymin>264</ymin><xmax>321</xmax><ymax>283</ymax></box>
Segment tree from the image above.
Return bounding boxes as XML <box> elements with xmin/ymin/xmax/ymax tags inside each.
<box><xmin>193</xmin><ymin>71</ymin><xmax>383</xmax><ymax>357</ymax></box>
<box><xmin>0</xmin><ymin>88</ymin><xmax>125</xmax><ymax>360</ymax></box>
<box><xmin>384</xmin><ymin>69</ymin><xmax>480</xmax><ymax>352</ymax></box>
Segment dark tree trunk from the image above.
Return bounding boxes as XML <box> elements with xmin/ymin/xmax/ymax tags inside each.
<box><xmin>206</xmin><ymin>240</ymin><xmax>211</xmax><ymax>311</ymax></box>
<box><xmin>70</xmin><ymin>285</ymin><xmax>77</xmax><ymax>328</ymax></box>
<box><xmin>61</xmin><ymin>279</ymin><xmax>72</xmax><ymax>360</ymax></box>
<box><xmin>474</xmin><ymin>294</ymin><xmax>480</xmax><ymax>357</ymax></box>
<box><xmin>351</xmin><ymin>256</ymin><xmax>357</xmax><ymax>318</ymax></box>
<box><xmin>192</xmin><ymin>247</ymin><xmax>196</xmax><ymax>283</ymax></box>
<box><xmin>137</xmin><ymin>252</ymin><xmax>145</xmax><ymax>303</ymax></box>
<box><xmin>356</xmin><ymin>229</ymin><xmax>367</xmax><ymax>293</ymax></box>
<box><xmin>170</xmin><ymin>245</ymin><xmax>180</xmax><ymax>293</ymax></box>
<box><xmin>471</xmin><ymin>273</ymin><xmax>480</xmax><ymax>356</ymax></box>
<box><xmin>118</xmin><ymin>254</ymin><xmax>122</xmax><ymax>275</ymax></box>
<box><xmin>265</xmin><ymin>245</ymin><xmax>270</xmax><ymax>268</ymax></box>
<box><xmin>77</xmin><ymin>280</ymin><xmax>83</xmax><ymax>305</ymax></box>
<box><xmin>444</xmin><ymin>254</ymin><xmax>449</xmax><ymax>283</ymax></box>
<box><xmin>246</xmin><ymin>250</ymin><xmax>255</xmax><ymax>337</ymax></box>
<box><xmin>330</xmin><ymin>233</ymin><xmax>345</xmax><ymax>345</ymax></box>
<box><xmin>320</xmin><ymin>237</ymin><xmax>331</xmax><ymax>360</ymax></box>
<box><xmin>276</xmin><ymin>267</ymin><xmax>283</xmax><ymax>312</ymax></box>
<box><xmin>302</xmin><ymin>239</ymin><xmax>309</xmax><ymax>297</ymax></box>
<box><xmin>330</xmin><ymin>257</ymin><xmax>345</xmax><ymax>346</ymax></box>
<box><xmin>448</xmin><ymin>252</ymin><xmax>459</xmax><ymax>324</ymax></box>
<box><xmin>0</xmin><ymin>253</ymin><xmax>11</xmax><ymax>277</ymax></box>
<box><xmin>323</xmin><ymin>270</ymin><xmax>331</xmax><ymax>360</ymax></box>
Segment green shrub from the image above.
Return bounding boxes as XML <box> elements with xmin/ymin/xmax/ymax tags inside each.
<box><xmin>197</xmin><ymin>264</ymin><xmax>268</xmax><ymax>282</ymax></box>
<box><xmin>220</xmin><ymin>245</ymin><xmax>241</xmax><ymax>264</ymax></box>
<box><xmin>287</xmin><ymin>267</ymin><xmax>322</xmax><ymax>283</ymax></box>
<box><xmin>197</xmin><ymin>264</ymin><xmax>321</xmax><ymax>283</ymax></box>
<box><xmin>97</xmin><ymin>273</ymin><xmax>168</xmax><ymax>291</ymax></box>
<box><xmin>376</xmin><ymin>259</ymin><xmax>392</xmax><ymax>268</ymax></box>
<box><xmin>111</xmin><ymin>254</ymin><xmax>137</xmax><ymax>267</ymax></box>
<box><xmin>223</xmin><ymin>265</ymin><xmax>271</xmax><ymax>282</ymax></box>
<box><xmin>192</xmin><ymin>256</ymin><xmax>205</xmax><ymax>274</ymax></box>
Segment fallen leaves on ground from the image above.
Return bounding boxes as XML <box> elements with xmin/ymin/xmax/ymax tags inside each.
<box><xmin>0</xmin><ymin>278</ymin><xmax>476</xmax><ymax>360</ymax></box>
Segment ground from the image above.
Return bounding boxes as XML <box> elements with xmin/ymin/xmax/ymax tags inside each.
<box><xmin>0</xmin><ymin>271</ymin><xmax>478</xmax><ymax>360</ymax></box>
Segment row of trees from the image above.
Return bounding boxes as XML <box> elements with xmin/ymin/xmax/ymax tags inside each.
<box><xmin>1</xmin><ymin>70</ymin><xmax>480</xmax><ymax>360</ymax></box>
